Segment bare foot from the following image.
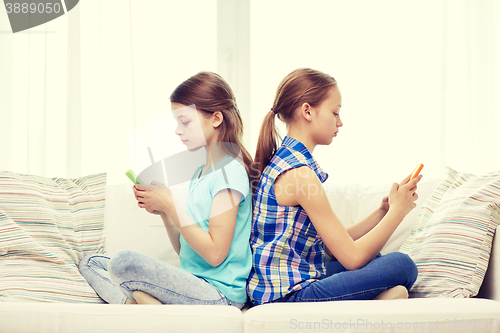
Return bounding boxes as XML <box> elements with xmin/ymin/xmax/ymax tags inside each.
<box><xmin>373</xmin><ymin>285</ymin><xmax>408</xmax><ymax>300</ymax></box>
<box><xmin>125</xmin><ymin>298</ymin><xmax>137</xmax><ymax>304</ymax></box>
<box><xmin>132</xmin><ymin>291</ymin><xmax>163</xmax><ymax>305</ymax></box>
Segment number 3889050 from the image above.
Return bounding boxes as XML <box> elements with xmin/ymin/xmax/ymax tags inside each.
<box><xmin>5</xmin><ymin>3</ymin><xmax>62</xmax><ymax>14</ymax></box>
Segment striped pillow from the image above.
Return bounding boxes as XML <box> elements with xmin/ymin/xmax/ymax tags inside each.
<box><xmin>400</xmin><ymin>167</ymin><xmax>500</xmax><ymax>298</ymax></box>
<box><xmin>0</xmin><ymin>171</ymin><xmax>106</xmax><ymax>303</ymax></box>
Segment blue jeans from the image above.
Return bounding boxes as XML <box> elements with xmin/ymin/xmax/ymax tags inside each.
<box><xmin>273</xmin><ymin>252</ymin><xmax>418</xmax><ymax>302</ymax></box>
<box><xmin>78</xmin><ymin>250</ymin><xmax>245</xmax><ymax>309</ymax></box>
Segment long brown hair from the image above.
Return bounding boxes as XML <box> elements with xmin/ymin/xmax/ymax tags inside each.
<box><xmin>254</xmin><ymin>68</ymin><xmax>337</xmax><ymax>178</ymax></box>
<box><xmin>170</xmin><ymin>71</ymin><xmax>254</xmax><ymax>190</ymax></box>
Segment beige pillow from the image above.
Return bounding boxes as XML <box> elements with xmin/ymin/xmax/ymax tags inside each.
<box><xmin>400</xmin><ymin>167</ymin><xmax>500</xmax><ymax>298</ymax></box>
<box><xmin>0</xmin><ymin>171</ymin><xmax>106</xmax><ymax>303</ymax></box>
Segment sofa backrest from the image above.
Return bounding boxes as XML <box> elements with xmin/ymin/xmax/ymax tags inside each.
<box><xmin>103</xmin><ymin>178</ymin><xmax>499</xmax><ymax>301</ymax></box>
<box><xmin>104</xmin><ymin>178</ymin><xmax>441</xmax><ymax>263</ymax></box>
<box><xmin>324</xmin><ymin>178</ymin><xmax>441</xmax><ymax>254</ymax></box>
<box><xmin>103</xmin><ymin>183</ymin><xmax>180</xmax><ymax>265</ymax></box>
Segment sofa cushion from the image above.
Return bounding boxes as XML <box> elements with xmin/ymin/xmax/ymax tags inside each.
<box><xmin>0</xmin><ymin>171</ymin><xmax>106</xmax><ymax>303</ymax></box>
<box><xmin>244</xmin><ymin>298</ymin><xmax>500</xmax><ymax>333</ymax></box>
<box><xmin>0</xmin><ymin>303</ymin><xmax>243</xmax><ymax>333</ymax></box>
<box><xmin>400</xmin><ymin>167</ymin><xmax>500</xmax><ymax>298</ymax></box>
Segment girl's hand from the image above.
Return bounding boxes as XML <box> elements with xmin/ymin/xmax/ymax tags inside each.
<box><xmin>388</xmin><ymin>174</ymin><xmax>422</xmax><ymax>217</ymax></box>
<box><xmin>133</xmin><ymin>181</ymin><xmax>173</xmax><ymax>215</ymax></box>
<box><xmin>379</xmin><ymin>195</ymin><xmax>389</xmax><ymax>214</ymax></box>
<box><xmin>379</xmin><ymin>173</ymin><xmax>416</xmax><ymax>214</ymax></box>
<box><xmin>146</xmin><ymin>209</ymin><xmax>164</xmax><ymax>216</ymax></box>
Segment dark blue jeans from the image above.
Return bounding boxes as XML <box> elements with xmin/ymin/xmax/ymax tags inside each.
<box><xmin>274</xmin><ymin>252</ymin><xmax>418</xmax><ymax>302</ymax></box>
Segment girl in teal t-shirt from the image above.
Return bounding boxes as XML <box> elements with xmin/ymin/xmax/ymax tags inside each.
<box><xmin>79</xmin><ymin>72</ymin><xmax>253</xmax><ymax>308</ymax></box>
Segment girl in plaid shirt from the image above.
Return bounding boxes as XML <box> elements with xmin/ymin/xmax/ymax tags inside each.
<box><xmin>247</xmin><ymin>68</ymin><xmax>420</xmax><ymax>305</ymax></box>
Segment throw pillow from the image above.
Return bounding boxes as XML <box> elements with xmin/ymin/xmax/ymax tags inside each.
<box><xmin>399</xmin><ymin>166</ymin><xmax>500</xmax><ymax>298</ymax></box>
<box><xmin>0</xmin><ymin>171</ymin><xmax>107</xmax><ymax>303</ymax></box>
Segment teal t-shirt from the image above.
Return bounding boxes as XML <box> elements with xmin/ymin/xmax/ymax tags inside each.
<box><xmin>179</xmin><ymin>155</ymin><xmax>252</xmax><ymax>303</ymax></box>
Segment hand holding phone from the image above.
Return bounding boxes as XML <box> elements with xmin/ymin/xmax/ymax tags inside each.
<box><xmin>407</xmin><ymin>164</ymin><xmax>424</xmax><ymax>184</ymax></box>
<box><xmin>125</xmin><ymin>169</ymin><xmax>143</xmax><ymax>184</ymax></box>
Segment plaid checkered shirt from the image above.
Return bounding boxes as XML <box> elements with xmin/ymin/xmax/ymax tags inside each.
<box><xmin>247</xmin><ymin>136</ymin><xmax>329</xmax><ymax>305</ymax></box>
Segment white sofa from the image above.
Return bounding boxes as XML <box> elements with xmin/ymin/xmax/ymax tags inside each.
<box><xmin>0</xmin><ymin>177</ymin><xmax>499</xmax><ymax>333</ymax></box>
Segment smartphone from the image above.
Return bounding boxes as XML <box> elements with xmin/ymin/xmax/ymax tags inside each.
<box><xmin>125</xmin><ymin>169</ymin><xmax>143</xmax><ymax>184</ymax></box>
<box><xmin>408</xmin><ymin>164</ymin><xmax>424</xmax><ymax>183</ymax></box>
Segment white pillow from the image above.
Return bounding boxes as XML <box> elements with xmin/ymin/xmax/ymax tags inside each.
<box><xmin>0</xmin><ymin>171</ymin><xmax>107</xmax><ymax>303</ymax></box>
<box><xmin>400</xmin><ymin>167</ymin><xmax>500</xmax><ymax>298</ymax></box>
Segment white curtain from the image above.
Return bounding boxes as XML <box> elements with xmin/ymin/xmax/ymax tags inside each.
<box><xmin>441</xmin><ymin>0</ymin><xmax>500</xmax><ymax>175</ymax></box>
<box><xmin>250</xmin><ymin>0</ymin><xmax>499</xmax><ymax>186</ymax></box>
<box><xmin>0</xmin><ymin>0</ymin><xmax>217</xmax><ymax>185</ymax></box>
<box><xmin>1</xmin><ymin>0</ymin><xmax>498</xmax><ymax>186</ymax></box>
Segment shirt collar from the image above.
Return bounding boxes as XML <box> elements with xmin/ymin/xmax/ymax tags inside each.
<box><xmin>281</xmin><ymin>136</ymin><xmax>329</xmax><ymax>183</ymax></box>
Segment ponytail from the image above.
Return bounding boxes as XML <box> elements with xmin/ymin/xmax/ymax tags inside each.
<box><xmin>253</xmin><ymin>110</ymin><xmax>281</xmax><ymax>182</ymax></box>
<box><xmin>253</xmin><ymin>68</ymin><xmax>337</xmax><ymax>181</ymax></box>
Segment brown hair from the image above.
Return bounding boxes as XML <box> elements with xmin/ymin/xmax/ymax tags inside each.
<box><xmin>254</xmin><ymin>68</ymin><xmax>337</xmax><ymax>178</ymax></box>
<box><xmin>170</xmin><ymin>71</ymin><xmax>255</xmax><ymax>191</ymax></box>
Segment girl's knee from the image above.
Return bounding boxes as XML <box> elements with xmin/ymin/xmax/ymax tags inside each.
<box><xmin>390</xmin><ymin>252</ymin><xmax>418</xmax><ymax>286</ymax></box>
<box><xmin>108</xmin><ymin>250</ymin><xmax>139</xmax><ymax>277</ymax></box>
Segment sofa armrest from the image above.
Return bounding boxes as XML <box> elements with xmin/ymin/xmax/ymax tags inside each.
<box><xmin>477</xmin><ymin>230</ymin><xmax>500</xmax><ymax>301</ymax></box>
